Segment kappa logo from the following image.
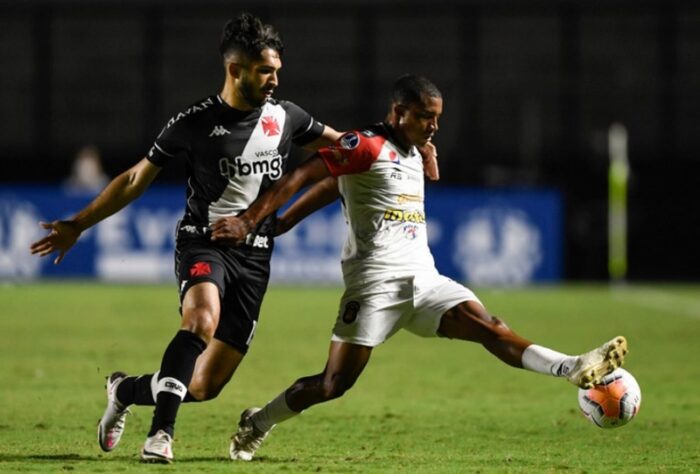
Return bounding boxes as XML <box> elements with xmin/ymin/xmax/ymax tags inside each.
<box><xmin>209</xmin><ymin>125</ymin><xmax>230</xmax><ymax>137</ymax></box>
<box><xmin>261</xmin><ymin>116</ymin><xmax>280</xmax><ymax>136</ymax></box>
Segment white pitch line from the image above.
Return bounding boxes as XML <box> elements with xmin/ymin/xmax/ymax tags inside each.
<box><xmin>610</xmin><ymin>286</ymin><xmax>700</xmax><ymax>320</ymax></box>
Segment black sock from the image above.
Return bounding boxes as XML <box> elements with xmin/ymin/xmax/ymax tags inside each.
<box><xmin>116</xmin><ymin>374</ymin><xmax>155</xmax><ymax>406</ymax></box>
<box><xmin>148</xmin><ymin>330</ymin><xmax>206</xmax><ymax>437</ymax></box>
<box><xmin>117</xmin><ymin>373</ymin><xmax>201</xmax><ymax>406</ymax></box>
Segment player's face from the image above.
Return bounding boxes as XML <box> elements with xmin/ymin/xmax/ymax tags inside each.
<box><xmin>397</xmin><ymin>95</ymin><xmax>443</xmax><ymax>147</ymax></box>
<box><xmin>239</xmin><ymin>48</ymin><xmax>281</xmax><ymax>108</ymax></box>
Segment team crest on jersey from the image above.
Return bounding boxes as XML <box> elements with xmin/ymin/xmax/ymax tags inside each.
<box><xmin>339</xmin><ymin>132</ymin><xmax>360</xmax><ymax>150</ymax></box>
<box><xmin>189</xmin><ymin>262</ymin><xmax>212</xmax><ymax>277</ymax></box>
<box><xmin>403</xmin><ymin>224</ymin><xmax>419</xmax><ymax>240</ymax></box>
<box><xmin>341</xmin><ymin>301</ymin><xmax>360</xmax><ymax>324</ymax></box>
<box><xmin>261</xmin><ymin>116</ymin><xmax>280</xmax><ymax>136</ymax></box>
<box><xmin>388</xmin><ymin>150</ymin><xmax>400</xmax><ymax>164</ymax></box>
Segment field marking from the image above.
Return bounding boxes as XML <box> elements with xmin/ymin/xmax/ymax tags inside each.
<box><xmin>610</xmin><ymin>286</ymin><xmax>700</xmax><ymax>320</ymax></box>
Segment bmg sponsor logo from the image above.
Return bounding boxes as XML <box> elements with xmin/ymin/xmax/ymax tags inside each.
<box><xmin>219</xmin><ymin>154</ymin><xmax>283</xmax><ymax>180</ymax></box>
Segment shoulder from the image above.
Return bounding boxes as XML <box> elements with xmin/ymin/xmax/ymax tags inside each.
<box><xmin>270</xmin><ymin>99</ymin><xmax>309</xmax><ymax>117</ymax></box>
<box><xmin>160</xmin><ymin>95</ymin><xmax>220</xmax><ymax>133</ymax></box>
<box><xmin>340</xmin><ymin>124</ymin><xmax>388</xmax><ymax>153</ymax></box>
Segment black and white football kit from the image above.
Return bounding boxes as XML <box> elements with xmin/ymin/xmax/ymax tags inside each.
<box><xmin>147</xmin><ymin>94</ymin><xmax>324</xmax><ymax>353</ymax></box>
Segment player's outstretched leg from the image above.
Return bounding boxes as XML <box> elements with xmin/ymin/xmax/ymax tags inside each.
<box><xmin>140</xmin><ymin>430</ymin><xmax>174</xmax><ymax>463</ymax></box>
<box><xmin>566</xmin><ymin>336</ymin><xmax>628</xmax><ymax>388</ymax></box>
<box><xmin>97</xmin><ymin>371</ymin><xmax>130</xmax><ymax>452</ymax></box>
<box><xmin>230</xmin><ymin>407</ymin><xmax>271</xmax><ymax>461</ymax></box>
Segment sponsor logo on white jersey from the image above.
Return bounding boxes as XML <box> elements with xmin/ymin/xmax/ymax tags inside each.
<box><xmin>209</xmin><ymin>125</ymin><xmax>230</xmax><ymax>137</ymax></box>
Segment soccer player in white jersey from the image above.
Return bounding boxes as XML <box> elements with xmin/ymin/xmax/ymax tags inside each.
<box><xmin>196</xmin><ymin>74</ymin><xmax>628</xmax><ymax>461</ymax></box>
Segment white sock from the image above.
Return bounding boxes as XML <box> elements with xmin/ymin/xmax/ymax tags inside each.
<box><xmin>521</xmin><ymin>344</ymin><xmax>577</xmax><ymax>377</ymax></box>
<box><xmin>251</xmin><ymin>391</ymin><xmax>300</xmax><ymax>432</ymax></box>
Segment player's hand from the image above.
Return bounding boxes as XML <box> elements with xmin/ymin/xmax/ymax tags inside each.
<box><xmin>210</xmin><ymin>216</ymin><xmax>253</xmax><ymax>245</ymax></box>
<box><xmin>29</xmin><ymin>220</ymin><xmax>81</xmax><ymax>264</ymax></box>
<box><xmin>418</xmin><ymin>141</ymin><xmax>439</xmax><ymax>181</ymax></box>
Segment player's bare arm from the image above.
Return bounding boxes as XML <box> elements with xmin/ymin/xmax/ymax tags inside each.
<box><xmin>30</xmin><ymin>158</ymin><xmax>161</xmax><ymax>264</ymax></box>
<box><xmin>210</xmin><ymin>156</ymin><xmax>331</xmax><ymax>244</ymax></box>
<box><xmin>275</xmin><ymin>176</ymin><xmax>340</xmax><ymax>236</ymax></box>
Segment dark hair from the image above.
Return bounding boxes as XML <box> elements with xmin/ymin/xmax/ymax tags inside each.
<box><xmin>391</xmin><ymin>74</ymin><xmax>442</xmax><ymax>106</ymax></box>
<box><xmin>220</xmin><ymin>12</ymin><xmax>284</xmax><ymax>61</ymax></box>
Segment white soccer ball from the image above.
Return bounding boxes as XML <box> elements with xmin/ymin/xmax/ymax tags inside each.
<box><xmin>577</xmin><ymin>368</ymin><xmax>642</xmax><ymax>428</ymax></box>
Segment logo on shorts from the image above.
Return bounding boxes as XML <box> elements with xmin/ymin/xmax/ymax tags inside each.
<box><xmin>342</xmin><ymin>301</ymin><xmax>360</xmax><ymax>324</ymax></box>
<box><xmin>189</xmin><ymin>262</ymin><xmax>212</xmax><ymax>277</ymax></box>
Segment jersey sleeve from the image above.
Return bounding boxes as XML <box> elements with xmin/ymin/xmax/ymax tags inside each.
<box><xmin>147</xmin><ymin>116</ymin><xmax>191</xmax><ymax>166</ymax></box>
<box><xmin>318</xmin><ymin>131</ymin><xmax>384</xmax><ymax>177</ymax></box>
<box><xmin>282</xmin><ymin>101</ymin><xmax>325</xmax><ymax>146</ymax></box>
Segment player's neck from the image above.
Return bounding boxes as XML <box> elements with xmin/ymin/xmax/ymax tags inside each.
<box><xmin>383</xmin><ymin>120</ymin><xmax>412</xmax><ymax>154</ymax></box>
<box><xmin>219</xmin><ymin>82</ymin><xmax>254</xmax><ymax>112</ymax></box>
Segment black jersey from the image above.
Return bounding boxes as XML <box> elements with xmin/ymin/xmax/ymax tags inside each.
<box><xmin>147</xmin><ymin>94</ymin><xmax>324</xmax><ymax>252</ymax></box>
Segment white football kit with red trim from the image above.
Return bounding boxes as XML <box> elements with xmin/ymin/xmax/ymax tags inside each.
<box><xmin>318</xmin><ymin>124</ymin><xmax>481</xmax><ymax>347</ymax></box>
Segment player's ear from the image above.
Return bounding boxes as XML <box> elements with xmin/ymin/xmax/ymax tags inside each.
<box><xmin>227</xmin><ymin>61</ymin><xmax>243</xmax><ymax>79</ymax></box>
<box><xmin>393</xmin><ymin>103</ymin><xmax>407</xmax><ymax>119</ymax></box>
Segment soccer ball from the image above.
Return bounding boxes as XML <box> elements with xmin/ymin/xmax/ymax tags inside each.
<box><xmin>577</xmin><ymin>368</ymin><xmax>641</xmax><ymax>428</ymax></box>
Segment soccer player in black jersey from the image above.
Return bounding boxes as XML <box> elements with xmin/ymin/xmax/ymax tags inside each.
<box><xmin>30</xmin><ymin>13</ymin><xmax>345</xmax><ymax>463</ymax></box>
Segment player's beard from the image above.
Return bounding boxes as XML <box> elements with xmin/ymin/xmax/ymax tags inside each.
<box><xmin>240</xmin><ymin>77</ymin><xmax>266</xmax><ymax>108</ymax></box>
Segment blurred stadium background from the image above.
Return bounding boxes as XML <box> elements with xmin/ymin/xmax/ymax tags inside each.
<box><xmin>1</xmin><ymin>0</ymin><xmax>699</xmax><ymax>283</ymax></box>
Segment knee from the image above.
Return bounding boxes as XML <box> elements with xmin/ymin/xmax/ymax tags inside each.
<box><xmin>188</xmin><ymin>381</ymin><xmax>222</xmax><ymax>402</ymax></box>
<box><xmin>320</xmin><ymin>374</ymin><xmax>355</xmax><ymax>401</ymax></box>
<box><xmin>440</xmin><ymin>302</ymin><xmax>512</xmax><ymax>341</ymax></box>
<box><xmin>181</xmin><ymin>304</ymin><xmax>218</xmax><ymax>341</ymax></box>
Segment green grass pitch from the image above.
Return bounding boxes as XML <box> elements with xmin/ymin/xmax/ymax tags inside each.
<box><xmin>1</xmin><ymin>283</ymin><xmax>699</xmax><ymax>472</ymax></box>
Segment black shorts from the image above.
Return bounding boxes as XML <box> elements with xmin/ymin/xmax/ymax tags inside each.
<box><xmin>175</xmin><ymin>229</ymin><xmax>271</xmax><ymax>354</ymax></box>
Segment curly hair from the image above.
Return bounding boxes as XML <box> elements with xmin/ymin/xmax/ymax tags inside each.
<box><xmin>219</xmin><ymin>12</ymin><xmax>284</xmax><ymax>61</ymax></box>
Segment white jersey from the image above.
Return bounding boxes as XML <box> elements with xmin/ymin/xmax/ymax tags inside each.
<box><xmin>318</xmin><ymin>123</ymin><xmax>438</xmax><ymax>285</ymax></box>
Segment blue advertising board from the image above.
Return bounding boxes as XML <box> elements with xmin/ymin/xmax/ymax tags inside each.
<box><xmin>0</xmin><ymin>185</ymin><xmax>561</xmax><ymax>285</ymax></box>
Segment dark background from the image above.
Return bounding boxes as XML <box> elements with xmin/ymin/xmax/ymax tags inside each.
<box><xmin>1</xmin><ymin>0</ymin><xmax>698</xmax><ymax>280</ymax></box>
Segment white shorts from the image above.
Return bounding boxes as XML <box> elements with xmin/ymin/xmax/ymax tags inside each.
<box><xmin>331</xmin><ymin>272</ymin><xmax>482</xmax><ymax>347</ymax></box>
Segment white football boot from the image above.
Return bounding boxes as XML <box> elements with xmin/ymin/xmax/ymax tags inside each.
<box><xmin>230</xmin><ymin>407</ymin><xmax>272</xmax><ymax>461</ymax></box>
<box><xmin>567</xmin><ymin>336</ymin><xmax>628</xmax><ymax>388</ymax></box>
<box><xmin>140</xmin><ymin>430</ymin><xmax>174</xmax><ymax>463</ymax></box>
<box><xmin>97</xmin><ymin>371</ymin><xmax>130</xmax><ymax>452</ymax></box>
